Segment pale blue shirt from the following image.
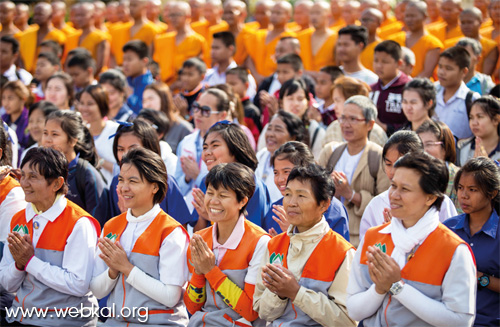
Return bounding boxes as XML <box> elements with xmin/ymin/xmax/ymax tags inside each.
<box><xmin>434</xmin><ymin>82</ymin><xmax>479</xmax><ymax>140</ymax></box>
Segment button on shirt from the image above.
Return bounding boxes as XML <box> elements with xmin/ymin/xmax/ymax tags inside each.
<box><xmin>444</xmin><ymin>210</ymin><xmax>500</xmax><ymax>326</ymax></box>
<box><xmin>434</xmin><ymin>82</ymin><xmax>479</xmax><ymax>139</ymax></box>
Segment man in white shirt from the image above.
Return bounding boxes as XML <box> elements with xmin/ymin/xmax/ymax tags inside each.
<box><xmin>1</xmin><ymin>35</ymin><xmax>32</xmax><ymax>85</ymax></box>
<box><xmin>337</xmin><ymin>25</ymin><xmax>379</xmax><ymax>85</ymax></box>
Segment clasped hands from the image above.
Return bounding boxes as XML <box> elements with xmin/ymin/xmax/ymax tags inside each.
<box><xmin>366</xmin><ymin>246</ymin><xmax>401</xmax><ymax>294</ymax></box>
<box><xmin>7</xmin><ymin>232</ymin><xmax>34</xmax><ymax>271</ymax></box>
<box><xmin>190</xmin><ymin>234</ymin><xmax>216</xmax><ymax>275</ymax></box>
<box><xmin>98</xmin><ymin>237</ymin><xmax>134</xmax><ymax>279</ymax></box>
<box><xmin>262</xmin><ymin>264</ymin><xmax>300</xmax><ymax>301</ymax></box>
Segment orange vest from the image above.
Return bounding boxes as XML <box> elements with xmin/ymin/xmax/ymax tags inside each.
<box><xmin>0</xmin><ymin>175</ymin><xmax>20</xmax><ymax>204</ymax></box>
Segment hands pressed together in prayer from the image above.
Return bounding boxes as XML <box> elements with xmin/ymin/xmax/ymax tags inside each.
<box><xmin>190</xmin><ymin>234</ymin><xmax>215</xmax><ymax>275</ymax></box>
<box><xmin>98</xmin><ymin>237</ymin><xmax>134</xmax><ymax>279</ymax></box>
<box><xmin>268</xmin><ymin>204</ymin><xmax>289</xmax><ymax>237</ymax></box>
<box><xmin>181</xmin><ymin>155</ymin><xmax>200</xmax><ymax>183</ymax></box>
<box><xmin>192</xmin><ymin>188</ymin><xmax>208</xmax><ymax>220</ymax></box>
<box><xmin>366</xmin><ymin>246</ymin><xmax>401</xmax><ymax>294</ymax></box>
<box><xmin>8</xmin><ymin>231</ymin><xmax>34</xmax><ymax>271</ymax></box>
<box><xmin>262</xmin><ymin>264</ymin><xmax>300</xmax><ymax>301</ymax></box>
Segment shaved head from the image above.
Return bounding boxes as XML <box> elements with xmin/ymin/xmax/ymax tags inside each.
<box><xmin>275</xmin><ymin>36</ymin><xmax>301</xmax><ymax>59</ymax></box>
<box><xmin>274</xmin><ymin>1</ymin><xmax>293</xmax><ymax>15</ymax></box>
<box><xmin>34</xmin><ymin>2</ymin><xmax>53</xmax><ymax>26</ymax></box>
<box><xmin>0</xmin><ymin>1</ymin><xmax>16</xmax><ymax>26</ymax></box>
<box><xmin>362</xmin><ymin>8</ymin><xmax>384</xmax><ymax>24</ymax></box>
<box><xmin>310</xmin><ymin>1</ymin><xmax>331</xmax><ymax>29</ymax></box>
<box><xmin>360</xmin><ymin>0</ymin><xmax>380</xmax><ymax>11</ymax></box>
<box><xmin>461</xmin><ymin>7</ymin><xmax>482</xmax><ymax>20</ymax></box>
<box><xmin>406</xmin><ymin>0</ymin><xmax>428</xmax><ymax>17</ymax></box>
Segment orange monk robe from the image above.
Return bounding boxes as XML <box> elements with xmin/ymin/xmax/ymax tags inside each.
<box><xmin>109</xmin><ymin>21</ymin><xmax>161</xmax><ymax>65</ymax></box>
<box><xmin>153</xmin><ymin>32</ymin><xmax>208</xmax><ymax>84</ymax></box>
<box><xmin>360</xmin><ymin>40</ymin><xmax>381</xmax><ymax>72</ymax></box>
<box><xmin>389</xmin><ymin>31</ymin><xmax>443</xmax><ymax>77</ymax></box>
<box><xmin>248</xmin><ymin>29</ymin><xmax>296</xmax><ymax>77</ymax></box>
<box><xmin>286</xmin><ymin>22</ymin><xmax>312</xmax><ymax>33</ymax></box>
<box><xmin>244</xmin><ymin>21</ymin><xmax>262</xmax><ymax>31</ymax></box>
<box><xmin>378</xmin><ymin>21</ymin><xmax>404</xmax><ymax>39</ymax></box>
<box><xmin>156</xmin><ymin>21</ymin><xmax>169</xmax><ymax>33</ymax></box>
<box><xmin>192</xmin><ymin>20</ymin><xmax>229</xmax><ymax>40</ymax></box>
<box><xmin>426</xmin><ymin>21</ymin><xmax>463</xmax><ymax>43</ymax></box>
<box><xmin>67</xmin><ymin>22</ymin><xmax>74</xmax><ymax>28</ymax></box>
<box><xmin>445</xmin><ymin>35</ymin><xmax>498</xmax><ymax>74</ymax></box>
<box><xmin>59</xmin><ymin>24</ymin><xmax>78</xmax><ymax>37</ymax></box>
<box><xmin>19</xmin><ymin>26</ymin><xmax>67</xmax><ymax>73</ymax></box>
<box><xmin>380</xmin><ymin>16</ymin><xmax>397</xmax><ymax>29</ymax></box>
<box><xmin>297</xmin><ymin>28</ymin><xmax>337</xmax><ymax>71</ymax></box>
<box><xmin>329</xmin><ymin>17</ymin><xmax>346</xmax><ymax>31</ymax></box>
<box><xmin>215</xmin><ymin>25</ymin><xmax>255</xmax><ymax>65</ymax></box>
<box><xmin>64</xmin><ymin>29</ymin><xmax>111</xmax><ymax>59</ymax></box>
<box><xmin>481</xmin><ymin>18</ymin><xmax>493</xmax><ymax>30</ymax></box>
<box><xmin>205</xmin><ymin>21</ymin><xmax>230</xmax><ymax>47</ymax></box>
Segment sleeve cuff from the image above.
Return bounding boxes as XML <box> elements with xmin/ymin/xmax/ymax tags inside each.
<box><xmin>24</xmin><ymin>256</ymin><xmax>42</xmax><ymax>275</ymax></box>
<box><xmin>292</xmin><ymin>285</ymin><xmax>307</xmax><ymax>305</ymax></box>
<box><xmin>367</xmin><ymin>283</ymin><xmax>387</xmax><ymax>300</ymax></box>
<box><xmin>190</xmin><ymin>272</ymin><xmax>206</xmax><ymax>288</ymax></box>
<box><xmin>205</xmin><ymin>266</ymin><xmax>226</xmax><ymax>288</ymax></box>
<box><xmin>126</xmin><ymin>266</ymin><xmax>139</xmax><ymax>284</ymax></box>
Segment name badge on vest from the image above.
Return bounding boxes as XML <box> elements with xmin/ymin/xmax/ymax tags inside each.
<box><xmin>33</xmin><ymin>221</ymin><xmax>40</xmax><ymax>230</ymax></box>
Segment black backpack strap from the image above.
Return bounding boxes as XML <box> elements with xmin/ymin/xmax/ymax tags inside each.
<box><xmin>465</xmin><ymin>90</ymin><xmax>474</xmax><ymax>118</ymax></box>
<box><xmin>367</xmin><ymin>148</ymin><xmax>380</xmax><ymax>182</ymax></box>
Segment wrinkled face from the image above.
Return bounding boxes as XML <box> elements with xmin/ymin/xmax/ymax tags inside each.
<box><xmin>42</xmin><ymin>119</ymin><xmax>76</xmax><ymax>160</ymax></box>
<box><xmin>20</xmin><ymin>163</ymin><xmax>59</xmax><ymax>207</ymax></box>
<box><xmin>389</xmin><ymin>167</ymin><xmax>436</xmax><ymax>227</ymax></box>
<box><xmin>118</xmin><ymin>163</ymin><xmax>158</xmax><ymax>216</ymax></box>
<box><xmin>340</xmin><ymin>103</ymin><xmax>372</xmax><ymax>143</ymax></box>
<box><xmin>202</xmin><ymin>131</ymin><xmax>235</xmax><ymax>170</ymax></box>
<box><xmin>45</xmin><ymin>78</ymin><xmax>69</xmax><ymax>109</ymax></box>
<box><xmin>418</xmin><ymin>131</ymin><xmax>446</xmax><ymax>161</ymax></box>
<box><xmin>457</xmin><ymin>172</ymin><xmax>494</xmax><ymax>215</ymax></box>
<box><xmin>282</xmin><ymin>88</ymin><xmax>308</xmax><ymax>118</ymax></box>
<box><xmin>204</xmin><ymin>184</ymin><xmax>247</xmax><ymax>223</ymax></box>
<box><xmin>283</xmin><ymin>179</ymin><xmax>327</xmax><ymax>232</ymax></box>
<box><xmin>469</xmin><ymin>104</ymin><xmax>500</xmax><ymax>139</ymax></box>
<box><xmin>265</xmin><ymin>116</ymin><xmax>292</xmax><ymax>154</ymax></box>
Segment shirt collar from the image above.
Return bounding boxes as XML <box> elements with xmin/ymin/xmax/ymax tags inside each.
<box><xmin>380</xmin><ymin>72</ymin><xmax>402</xmax><ymax>90</ymax></box>
<box><xmin>126</xmin><ymin>204</ymin><xmax>161</xmax><ymax>223</ymax></box>
<box><xmin>212</xmin><ymin>214</ymin><xmax>245</xmax><ymax>251</ymax></box>
<box><xmin>287</xmin><ymin>216</ymin><xmax>329</xmax><ymax>241</ymax></box>
<box><xmin>453</xmin><ymin>210</ymin><xmax>498</xmax><ymax>239</ymax></box>
<box><xmin>26</xmin><ymin>195</ymin><xmax>67</xmax><ymax>222</ymax></box>
<box><xmin>455</xmin><ymin>82</ymin><xmax>470</xmax><ymax>100</ymax></box>
<box><xmin>3</xmin><ymin>65</ymin><xmax>17</xmax><ymax>79</ymax></box>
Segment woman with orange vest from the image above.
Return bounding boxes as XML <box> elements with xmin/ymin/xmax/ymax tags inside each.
<box><xmin>90</xmin><ymin>147</ymin><xmax>190</xmax><ymax>326</ymax></box>
<box><xmin>185</xmin><ymin>162</ymin><xmax>271</xmax><ymax>327</ymax></box>
<box><xmin>253</xmin><ymin>164</ymin><xmax>356</xmax><ymax>326</ymax></box>
<box><xmin>0</xmin><ymin>147</ymin><xmax>101</xmax><ymax>327</ymax></box>
<box><xmin>346</xmin><ymin>151</ymin><xmax>477</xmax><ymax>326</ymax></box>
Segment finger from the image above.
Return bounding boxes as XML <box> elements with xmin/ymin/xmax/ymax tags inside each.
<box><xmin>266</xmin><ymin>264</ymin><xmax>285</xmax><ymax>279</ymax></box>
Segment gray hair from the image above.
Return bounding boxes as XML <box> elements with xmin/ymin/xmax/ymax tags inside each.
<box><xmin>456</xmin><ymin>37</ymin><xmax>482</xmax><ymax>56</ymax></box>
<box><xmin>401</xmin><ymin>46</ymin><xmax>416</xmax><ymax>66</ymax></box>
<box><xmin>344</xmin><ymin>95</ymin><xmax>378</xmax><ymax>121</ymax></box>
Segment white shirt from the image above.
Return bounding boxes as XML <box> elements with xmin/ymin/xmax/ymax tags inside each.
<box><xmin>434</xmin><ymin>82</ymin><xmax>480</xmax><ymax>140</ymax></box>
<box><xmin>334</xmin><ymin>147</ymin><xmax>365</xmax><ymax>183</ymax></box>
<box><xmin>159</xmin><ymin>140</ymin><xmax>178</xmax><ymax>175</ymax></box>
<box><xmin>93</xmin><ymin>120</ymin><xmax>119</xmax><ymax>184</ymax></box>
<box><xmin>255</xmin><ymin>149</ymin><xmax>282</xmax><ymax>204</ymax></box>
<box><xmin>359</xmin><ymin>189</ymin><xmax>458</xmax><ymax>241</ymax></box>
<box><xmin>0</xmin><ymin>196</ymin><xmax>98</xmax><ymax>297</ymax></box>
<box><xmin>203</xmin><ymin>61</ymin><xmax>257</xmax><ymax>100</ymax></box>
<box><xmin>0</xmin><ymin>183</ymin><xmax>26</xmax><ymax>242</ymax></box>
<box><xmin>341</xmin><ymin>67</ymin><xmax>379</xmax><ymax>85</ymax></box>
<box><xmin>90</xmin><ymin>204</ymin><xmax>189</xmax><ymax>307</ymax></box>
<box><xmin>3</xmin><ymin>65</ymin><xmax>32</xmax><ymax>85</ymax></box>
<box><xmin>268</xmin><ymin>74</ymin><xmax>282</xmax><ymax>96</ymax></box>
<box><xmin>211</xmin><ymin>214</ymin><xmax>270</xmax><ymax>285</ymax></box>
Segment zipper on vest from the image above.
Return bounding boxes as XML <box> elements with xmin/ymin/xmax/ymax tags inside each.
<box><xmin>20</xmin><ymin>274</ymin><xmax>36</xmax><ymax>323</ymax></box>
<box><xmin>210</xmin><ymin>288</ymin><xmax>220</xmax><ymax>309</ymax></box>
<box><xmin>384</xmin><ymin>295</ymin><xmax>392</xmax><ymax>327</ymax></box>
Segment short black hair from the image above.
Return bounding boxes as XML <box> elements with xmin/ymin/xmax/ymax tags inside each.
<box><xmin>287</xmin><ymin>164</ymin><xmax>335</xmax><ymax>206</ymax></box>
<box><xmin>338</xmin><ymin>25</ymin><xmax>368</xmax><ymax>48</ymax></box>
<box><xmin>212</xmin><ymin>31</ymin><xmax>236</xmax><ymax>48</ymax></box>
<box><xmin>382</xmin><ymin>130</ymin><xmax>423</xmax><ymax>160</ymax></box>
<box><xmin>470</xmin><ymin>96</ymin><xmax>500</xmax><ymax>136</ymax></box>
<box><xmin>182</xmin><ymin>57</ymin><xmax>207</xmax><ymax>75</ymax></box>
<box><xmin>28</xmin><ymin>100</ymin><xmax>59</xmax><ymax>119</ymax></box>
<box><xmin>99</xmin><ymin>69</ymin><xmax>128</xmax><ymax>94</ymax></box>
<box><xmin>439</xmin><ymin>46</ymin><xmax>471</xmax><ymax>70</ymax></box>
<box><xmin>37</xmin><ymin>51</ymin><xmax>60</xmax><ymax>66</ymax></box>
<box><xmin>112</xmin><ymin>119</ymin><xmax>161</xmax><ymax>164</ymax></box>
<box><xmin>226</xmin><ymin>67</ymin><xmax>249</xmax><ymax>83</ymax></box>
<box><xmin>67</xmin><ymin>52</ymin><xmax>96</xmax><ymax>71</ymax></box>
<box><xmin>137</xmin><ymin>109</ymin><xmax>170</xmax><ymax>139</ymax></box>
<box><xmin>46</xmin><ymin>72</ymin><xmax>75</xmax><ymax>107</ymax></box>
<box><xmin>123</xmin><ymin>40</ymin><xmax>149</xmax><ymax>59</ymax></box>
<box><xmin>205</xmin><ymin>162</ymin><xmax>256</xmax><ymax>215</ymax></box>
<box><xmin>271</xmin><ymin>141</ymin><xmax>314</xmax><ymax>167</ymax></box>
<box><xmin>394</xmin><ymin>151</ymin><xmax>448</xmax><ymax>209</ymax></box>
<box><xmin>120</xmin><ymin>147</ymin><xmax>168</xmax><ymax>205</ymax></box>
<box><xmin>40</xmin><ymin>40</ymin><xmax>63</xmax><ymax>57</ymax></box>
<box><xmin>454</xmin><ymin>157</ymin><xmax>500</xmax><ymax>209</ymax></box>
<box><xmin>21</xmin><ymin>147</ymin><xmax>69</xmax><ymax>195</ymax></box>
<box><xmin>270</xmin><ymin>111</ymin><xmax>309</xmax><ymax>147</ymax></box>
<box><xmin>403</xmin><ymin>78</ymin><xmax>437</xmax><ymax>117</ymax></box>
<box><xmin>319</xmin><ymin>66</ymin><xmax>344</xmax><ymax>82</ymax></box>
<box><xmin>204</xmin><ymin>122</ymin><xmax>258</xmax><ymax>170</ymax></box>
<box><xmin>0</xmin><ymin>35</ymin><xmax>19</xmax><ymax>54</ymax></box>
<box><xmin>277</xmin><ymin>53</ymin><xmax>303</xmax><ymax>72</ymax></box>
<box><xmin>374</xmin><ymin>40</ymin><xmax>402</xmax><ymax>62</ymax></box>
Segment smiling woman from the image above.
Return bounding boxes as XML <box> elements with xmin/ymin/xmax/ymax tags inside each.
<box><xmin>184</xmin><ymin>163</ymin><xmax>271</xmax><ymax>327</ymax></box>
<box><xmin>91</xmin><ymin>147</ymin><xmax>190</xmax><ymax>326</ymax></box>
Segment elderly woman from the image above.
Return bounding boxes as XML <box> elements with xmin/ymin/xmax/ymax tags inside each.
<box><xmin>324</xmin><ymin>95</ymin><xmax>391</xmax><ymax>246</ymax></box>
<box><xmin>184</xmin><ymin>163</ymin><xmax>270</xmax><ymax>326</ymax></box>
<box><xmin>91</xmin><ymin>148</ymin><xmax>190</xmax><ymax>326</ymax></box>
<box><xmin>253</xmin><ymin>164</ymin><xmax>356</xmax><ymax>327</ymax></box>
<box><xmin>347</xmin><ymin>151</ymin><xmax>476</xmax><ymax>326</ymax></box>
<box><xmin>0</xmin><ymin>147</ymin><xmax>100</xmax><ymax>326</ymax></box>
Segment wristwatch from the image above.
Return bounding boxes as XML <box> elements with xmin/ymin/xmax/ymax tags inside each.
<box><xmin>478</xmin><ymin>275</ymin><xmax>490</xmax><ymax>288</ymax></box>
<box><xmin>389</xmin><ymin>280</ymin><xmax>405</xmax><ymax>296</ymax></box>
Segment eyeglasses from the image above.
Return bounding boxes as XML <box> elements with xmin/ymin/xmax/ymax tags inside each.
<box><xmin>338</xmin><ymin>116</ymin><xmax>367</xmax><ymax>125</ymax></box>
<box><xmin>423</xmin><ymin>141</ymin><xmax>443</xmax><ymax>148</ymax></box>
<box><xmin>192</xmin><ymin>102</ymin><xmax>221</xmax><ymax>117</ymax></box>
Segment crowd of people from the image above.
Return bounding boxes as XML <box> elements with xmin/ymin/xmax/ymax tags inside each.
<box><xmin>0</xmin><ymin>0</ymin><xmax>499</xmax><ymax>326</ymax></box>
